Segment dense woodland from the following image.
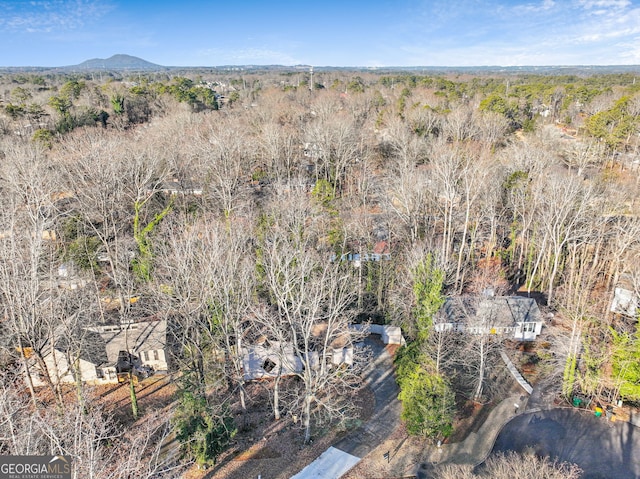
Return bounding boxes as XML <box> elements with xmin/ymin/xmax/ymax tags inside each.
<box><xmin>0</xmin><ymin>67</ymin><xmax>639</xmax><ymax>477</ymax></box>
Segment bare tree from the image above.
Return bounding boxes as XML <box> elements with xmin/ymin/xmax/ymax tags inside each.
<box><xmin>0</xmin><ymin>371</ymin><xmax>47</xmax><ymax>454</ymax></box>
<box><xmin>437</xmin><ymin>295</ymin><xmax>504</xmax><ymax>402</ymax></box>
<box><xmin>561</xmin><ymin>138</ymin><xmax>606</xmax><ymax>176</ymax></box>
<box><xmin>475</xmin><ymin>110</ymin><xmax>510</xmax><ymax>146</ymax></box>
<box><xmin>405</xmin><ymin>103</ymin><xmax>442</xmax><ymax>139</ymax></box>
<box><xmin>205</xmin><ymin>220</ymin><xmax>255</xmax><ymax>409</ymax></box>
<box><xmin>527</xmin><ymin>173</ymin><xmax>597</xmax><ymax>304</ymax></box>
<box><xmin>58</xmin><ymin>128</ymin><xmax>168</xmax><ymax>313</ymax></box>
<box><xmin>0</xmin><ymin>141</ymin><xmax>66</xmax><ymax>405</ymax></box>
<box><xmin>191</xmin><ymin>116</ymin><xmax>252</xmax><ymax>218</ymax></box>
<box><xmin>303</xmin><ymin>114</ymin><xmax>362</xmax><ymax>197</ymax></box>
<box><xmin>386</xmin><ymin>159</ymin><xmax>430</xmax><ymax>243</ymax></box>
<box><xmin>154</xmin><ymin>213</ymin><xmax>255</xmax><ymax>411</ymax></box>
<box><xmin>428</xmin><ymin>139</ymin><xmax>464</xmax><ymax>265</ymax></box>
<box><xmin>259</xmin><ymin>192</ymin><xmax>363</xmax><ymax>443</ymax></box>
<box><xmin>256</xmin><ymin>120</ymin><xmax>300</xmax><ymax>183</ymax></box>
<box><xmin>441</xmin><ymin>104</ymin><xmax>479</xmax><ymax>142</ymax></box>
<box><xmin>450</xmin><ymin>144</ymin><xmax>493</xmax><ymax>292</ymax></box>
<box><xmin>381</xmin><ymin>116</ymin><xmax>428</xmax><ymax>166</ymax></box>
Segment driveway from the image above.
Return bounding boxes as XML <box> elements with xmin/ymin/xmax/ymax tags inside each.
<box><xmin>291</xmin><ymin>336</ymin><xmax>401</xmax><ymax>478</ymax></box>
<box><xmin>333</xmin><ymin>336</ymin><xmax>401</xmax><ymax>458</ymax></box>
<box><xmin>492</xmin><ymin>408</ymin><xmax>640</xmax><ymax>479</ymax></box>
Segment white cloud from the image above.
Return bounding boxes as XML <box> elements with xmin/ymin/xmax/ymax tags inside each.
<box><xmin>197</xmin><ymin>47</ymin><xmax>301</xmax><ymax>65</ymax></box>
<box><xmin>0</xmin><ymin>0</ymin><xmax>112</xmax><ymax>33</ymax></box>
<box><xmin>513</xmin><ymin>0</ymin><xmax>557</xmax><ymax>14</ymax></box>
<box><xmin>390</xmin><ymin>0</ymin><xmax>640</xmax><ymax>65</ymax></box>
<box><xmin>569</xmin><ymin>4</ymin><xmax>640</xmax><ymax>44</ymax></box>
<box><xmin>578</xmin><ymin>0</ymin><xmax>630</xmax><ymax>9</ymax></box>
<box><xmin>616</xmin><ymin>37</ymin><xmax>640</xmax><ymax>63</ymax></box>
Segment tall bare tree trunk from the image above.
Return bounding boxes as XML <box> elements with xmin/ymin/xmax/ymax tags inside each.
<box><xmin>129</xmin><ymin>372</ymin><xmax>139</xmax><ymax>420</ymax></box>
<box><xmin>303</xmin><ymin>393</ymin><xmax>312</xmax><ymax>445</ymax></box>
<box><xmin>21</xmin><ymin>355</ymin><xmax>38</xmax><ymax>408</ymax></box>
<box><xmin>273</xmin><ymin>376</ymin><xmax>281</xmax><ymax>421</ymax></box>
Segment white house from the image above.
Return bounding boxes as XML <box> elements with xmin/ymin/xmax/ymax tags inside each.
<box><xmin>241</xmin><ymin>321</ymin><xmax>358</xmax><ymax>381</ymax></box>
<box><xmin>610</xmin><ymin>273</ymin><xmax>638</xmax><ymax>320</ymax></box>
<box><xmin>241</xmin><ymin>340</ymin><xmax>355</xmax><ymax>381</ymax></box>
<box><xmin>611</xmin><ymin>286</ymin><xmax>638</xmax><ymax>318</ymax></box>
<box><xmin>30</xmin><ymin>320</ymin><xmax>168</xmax><ymax>387</ymax></box>
<box><xmin>434</xmin><ymin>295</ymin><xmax>544</xmax><ymax>341</ymax></box>
<box><xmin>242</xmin><ymin>340</ymin><xmax>305</xmax><ymax>381</ymax></box>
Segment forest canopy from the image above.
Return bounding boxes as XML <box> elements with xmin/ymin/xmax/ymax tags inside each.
<box><xmin>0</xmin><ymin>66</ymin><xmax>639</xmax><ymax>477</ymax></box>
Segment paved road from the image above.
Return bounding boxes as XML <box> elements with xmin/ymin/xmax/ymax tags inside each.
<box><xmin>493</xmin><ymin>408</ymin><xmax>640</xmax><ymax>479</ymax></box>
<box><xmin>415</xmin><ymin>393</ymin><xmax>525</xmax><ymax>478</ymax></box>
<box><xmin>334</xmin><ymin>336</ymin><xmax>401</xmax><ymax>458</ymax></box>
<box><xmin>291</xmin><ymin>336</ymin><xmax>401</xmax><ymax>478</ymax></box>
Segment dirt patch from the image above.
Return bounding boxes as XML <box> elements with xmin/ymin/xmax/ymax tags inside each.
<box><xmin>32</xmin><ymin>373</ymin><xmax>177</xmax><ymax>423</ymax></box>
<box><xmin>508</xmin><ymin>340</ymin><xmax>554</xmax><ymax>385</ymax></box>
<box><xmin>385</xmin><ymin>343</ymin><xmax>401</xmax><ymax>356</ymax></box>
<box><xmin>87</xmin><ymin>374</ymin><xmax>177</xmax><ymax>425</ymax></box>
<box><xmin>342</xmin><ymin>423</ymin><xmax>422</xmax><ymax>479</ymax></box>
<box><xmin>184</xmin><ymin>382</ymin><xmax>376</xmax><ymax>479</ymax></box>
<box><xmin>233</xmin><ymin>446</ymin><xmax>282</xmax><ymax>461</ymax></box>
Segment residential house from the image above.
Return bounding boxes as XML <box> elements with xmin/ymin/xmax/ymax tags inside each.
<box><xmin>30</xmin><ymin>320</ymin><xmax>168</xmax><ymax>387</ymax></box>
<box><xmin>611</xmin><ymin>287</ymin><xmax>638</xmax><ymax>318</ymax></box>
<box><xmin>30</xmin><ymin>329</ymin><xmax>109</xmax><ymax>387</ymax></box>
<box><xmin>94</xmin><ymin>320</ymin><xmax>167</xmax><ymax>379</ymax></box>
<box><xmin>147</xmin><ymin>179</ymin><xmax>203</xmax><ymax>197</ymax></box>
<box><xmin>610</xmin><ymin>275</ymin><xmax>638</xmax><ymax>318</ymax></box>
<box><xmin>241</xmin><ymin>323</ymin><xmax>355</xmax><ymax>381</ymax></box>
<box><xmin>434</xmin><ymin>295</ymin><xmax>544</xmax><ymax>341</ymax></box>
<box><xmin>242</xmin><ymin>338</ymin><xmax>305</xmax><ymax>381</ymax></box>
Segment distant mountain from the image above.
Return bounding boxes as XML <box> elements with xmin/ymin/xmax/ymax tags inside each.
<box><xmin>71</xmin><ymin>54</ymin><xmax>164</xmax><ymax>71</ymax></box>
<box><xmin>0</xmin><ymin>55</ymin><xmax>637</xmax><ymax>75</ymax></box>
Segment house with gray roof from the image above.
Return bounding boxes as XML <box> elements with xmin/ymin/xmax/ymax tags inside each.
<box><xmin>30</xmin><ymin>320</ymin><xmax>167</xmax><ymax>387</ymax></box>
<box><xmin>434</xmin><ymin>295</ymin><xmax>544</xmax><ymax>341</ymax></box>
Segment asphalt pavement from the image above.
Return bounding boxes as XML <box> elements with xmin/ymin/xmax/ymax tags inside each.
<box><xmin>493</xmin><ymin>408</ymin><xmax>640</xmax><ymax>479</ymax></box>
<box><xmin>334</xmin><ymin>336</ymin><xmax>401</xmax><ymax>458</ymax></box>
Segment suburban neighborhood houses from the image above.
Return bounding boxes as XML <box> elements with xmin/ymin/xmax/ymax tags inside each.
<box><xmin>0</xmin><ymin>58</ymin><xmax>639</xmax><ymax>479</ymax></box>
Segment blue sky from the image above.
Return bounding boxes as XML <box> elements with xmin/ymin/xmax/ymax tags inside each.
<box><xmin>0</xmin><ymin>0</ymin><xmax>639</xmax><ymax>67</ymax></box>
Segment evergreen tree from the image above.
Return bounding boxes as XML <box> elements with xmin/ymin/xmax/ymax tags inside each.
<box><xmin>395</xmin><ymin>345</ymin><xmax>455</xmax><ymax>439</ymax></box>
<box><xmin>172</xmin><ymin>389</ymin><xmax>236</xmax><ymax>468</ymax></box>
<box><xmin>611</xmin><ymin>321</ymin><xmax>640</xmax><ymax>401</ymax></box>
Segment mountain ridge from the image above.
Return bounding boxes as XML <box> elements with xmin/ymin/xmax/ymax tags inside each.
<box><xmin>71</xmin><ymin>54</ymin><xmax>164</xmax><ymax>70</ymax></box>
<box><xmin>0</xmin><ymin>55</ymin><xmax>638</xmax><ymax>75</ymax></box>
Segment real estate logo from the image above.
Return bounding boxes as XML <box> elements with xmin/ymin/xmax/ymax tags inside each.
<box><xmin>0</xmin><ymin>456</ymin><xmax>71</xmax><ymax>479</ymax></box>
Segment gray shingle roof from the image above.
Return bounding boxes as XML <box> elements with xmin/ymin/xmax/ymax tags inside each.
<box><xmin>437</xmin><ymin>296</ymin><xmax>541</xmax><ymax>327</ymax></box>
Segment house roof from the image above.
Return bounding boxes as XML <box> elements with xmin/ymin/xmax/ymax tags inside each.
<box><xmin>611</xmin><ymin>286</ymin><xmax>638</xmax><ymax>317</ymax></box>
<box><xmin>89</xmin><ymin>320</ymin><xmax>166</xmax><ymax>366</ymax></box>
<box><xmin>242</xmin><ymin>341</ymin><xmax>303</xmax><ymax>380</ymax></box>
<box><xmin>54</xmin><ymin>329</ymin><xmax>108</xmax><ymax>366</ymax></box>
<box><xmin>437</xmin><ymin>296</ymin><xmax>542</xmax><ymax>327</ymax></box>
